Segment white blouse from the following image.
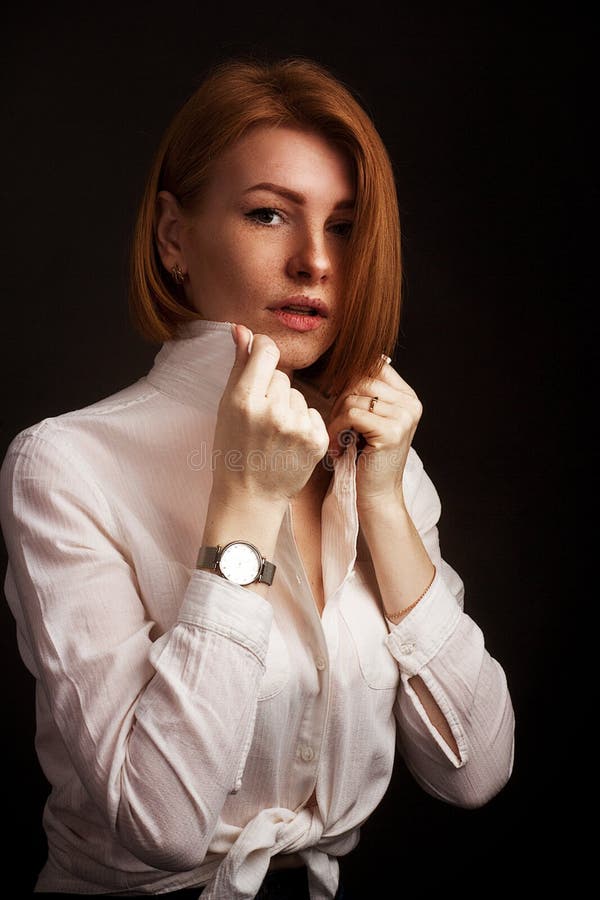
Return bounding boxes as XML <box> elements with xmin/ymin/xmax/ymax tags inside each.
<box><xmin>0</xmin><ymin>320</ymin><xmax>514</xmax><ymax>898</ymax></box>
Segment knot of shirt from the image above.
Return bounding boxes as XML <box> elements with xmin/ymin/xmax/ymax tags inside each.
<box><xmin>201</xmin><ymin>805</ymin><xmax>339</xmax><ymax>900</ymax></box>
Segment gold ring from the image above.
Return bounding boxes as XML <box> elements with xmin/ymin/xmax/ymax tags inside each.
<box><xmin>369</xmin><ymin>396</ymin><xmax>378</xmax><ymax>412</ymax></box>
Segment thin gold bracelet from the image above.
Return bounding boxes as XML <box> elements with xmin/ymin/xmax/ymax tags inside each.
<box><xmin>385</xmin><ymin>566</ymin><xmax>436</xmax><ymax>623</ymax></box>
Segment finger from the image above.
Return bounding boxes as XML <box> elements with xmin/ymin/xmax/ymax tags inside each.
<box><xmin>228</xmin><ymin>323</ymin><xmax>252</xmax><ymax>377</ymax></box>
<box><xmin>339</xmin><ymin>395</ymin><xmax>398</xmax><ymax>417</ymax></box>
<box><xmin>234</xmin><ymin>332</ymin><xmax>281</xmax><ymax>396</ymax></box>
<box><xmin>288</xmin><ymin>387</ymin><xmax>309</xmax><ymax>412</ymax></box>
<box><xmin>340</xmin><ymin>361</ymin><xmax>413</xmax><ymax>396</ymax></box>
<box><xmin>331</xmin><ymin>368</ymin><xmax>419</xmax><ymax>421</ymax></box>
<box><xmin>377</xmin><ymin>360</ymin><xmax>418</xmax><ymax>395</ymax></box>
<box><xmin>327</xmin><ymin>408</ymin><xmax>389</xmax><ymax>451</ymax></box>
<box><xmin>306</xmin><ymin>407</ymin><xmax>329</xmax><ymax>455</ymax></box>
<box><xmin>327</xmin><ymin>425</ymin><xmax>360</xmax><ymax>455</ymax></box>
<box><xmin>347</xmin><ymin>383</ymin><xmax>395</xmax><ymax>404</ymax></box>
<box><xmin>265</xmin><ymin>368</ymin><xmax>292</xmax><ymax>401</ymax></box>
<box><xmin>328</xmin><ymin>380</ymin><xmax>395</xmax><ymax>421</ymax></box>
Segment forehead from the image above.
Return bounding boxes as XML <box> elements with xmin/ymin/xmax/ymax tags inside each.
<box><xmin>208</xmin><ymin>125</ymin><xmax>355</xmax><ymax>199</ymax></box>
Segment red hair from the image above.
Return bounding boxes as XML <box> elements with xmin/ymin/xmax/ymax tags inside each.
<box><xmin>128</xmin><ymin>57</ymin><xmax>401</xmax><ymax>395</ymax></box>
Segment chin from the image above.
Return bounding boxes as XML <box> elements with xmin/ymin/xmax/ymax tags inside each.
<box><xmin>274</xmin><ymin>328</ymin><xmax>335</xmax><ymax>367</ymax></box>
<box><xmin>277</xmin><ymin>346</ymin><xmax>327</xmax><ymax>376</ymax></box>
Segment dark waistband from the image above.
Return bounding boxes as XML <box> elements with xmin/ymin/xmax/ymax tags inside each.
<box><xmin>36</xmin><ymin>864</ymin><xmax>311</xmax><ymax>899</ymax></box>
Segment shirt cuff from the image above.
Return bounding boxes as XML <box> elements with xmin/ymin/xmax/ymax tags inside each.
<box><xmin>384</xmin><ymin>571</ymin><xmax>462</xmax><ymax>676</ymax></box>
<box><xmin>178</xmin><ymin>569</ymin><xmax>274</xmax><ymax>665</ymax></box>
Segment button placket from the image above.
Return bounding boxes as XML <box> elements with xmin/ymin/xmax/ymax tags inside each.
<box><xmin>297</xmin><ymin>744</ymin><xmax>315</xmax><ymax>762</ymax></box>
<box><xmin>282</xmin><ymin>501</ymin><xmax>335</xmax><ymax>805</ymax></box>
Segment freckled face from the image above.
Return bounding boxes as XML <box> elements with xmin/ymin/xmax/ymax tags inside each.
<box><xmin>178</xmin><ymin>126</ymin><xmax>355</xmax><ymax>376</ymax></box>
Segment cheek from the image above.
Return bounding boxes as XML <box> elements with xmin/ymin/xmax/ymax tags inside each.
<box><xmin>330</xmin><ymin>242</ymin><xmax>349</xmax><ymax>276</ymax></box>
<box><xmin>202</xmin><ymin>229</ymin><xmax>279</xmax><ymax>288</ymax></box>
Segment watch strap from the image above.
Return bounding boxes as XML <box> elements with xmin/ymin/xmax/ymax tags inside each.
<box><xmin>259</xmin><ymin>558</ymin><xmax>277</xmax><ymax>586</ymax></box>
<box><xmin>196</xmin><ymin>544</ymin><xmax>276</xmax><ymax>586</ymax></box>
<box><xmin>196</xmin><ymin>545</ymin><xmax>220</xmax><ymax>571</ymax></box>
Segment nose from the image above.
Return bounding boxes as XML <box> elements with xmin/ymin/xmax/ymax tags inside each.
<box><xmin>286</xmin><ymin>227</ymin><xmax>332</xmax><ymax>284</ymax></box>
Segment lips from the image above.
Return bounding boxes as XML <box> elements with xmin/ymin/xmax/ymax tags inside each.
<box><xmin>267</xmin><ymin>296</ymin><xmax>329</xmax><ymax>318</ymax></box>
<box><xmin>282</xmin><ymin>305</ymin><xmax>318</xmax><ymax>317</ymax></box>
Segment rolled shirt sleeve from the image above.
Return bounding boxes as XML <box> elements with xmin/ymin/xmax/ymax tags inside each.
<box><xmin>386</xmin><ymin>450</ymin><xmax>515</xmax><ymax>808</ymax></box>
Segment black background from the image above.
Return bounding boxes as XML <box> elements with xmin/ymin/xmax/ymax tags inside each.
<box><xmin>0</xmin><ymin>2</ymin><xmax>584</xmax><ymax>896</ymax></box>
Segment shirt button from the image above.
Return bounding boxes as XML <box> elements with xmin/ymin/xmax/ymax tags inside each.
<box><xmin>296</xmin><ymin>574</ymin><xmax>303</xmax><ymax>584</ymax></box>
<box><xmin>301</xmin><ymin>746</ymin><xmax>314</xmax><ymax>762</ymax></box>
<box><xmin>315</xmin><ymin>656</ymin><xmax>326</xmax><ymax>671</ymax></box>
<box><xmin>399</xmin><ymin>641</ymin><xmax>416</xmax><ymax>655</ymax></box>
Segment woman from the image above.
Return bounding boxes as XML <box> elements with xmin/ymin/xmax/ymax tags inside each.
<box><xmin>0</xmin><ymin>58</ymin><xmax>514</xmax><ymax>899</ymax></box>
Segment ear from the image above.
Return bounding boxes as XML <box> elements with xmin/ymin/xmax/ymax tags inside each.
<box><xmin>155</xmin><ymin>190</ymin><xmax>187</xmax><ymax>274</ymax></box>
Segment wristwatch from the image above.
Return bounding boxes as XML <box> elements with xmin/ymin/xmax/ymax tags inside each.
<box><xmin>196</xmin><ymin>542</ymin><xmax>277</xmax><ymax>586</ymax></box>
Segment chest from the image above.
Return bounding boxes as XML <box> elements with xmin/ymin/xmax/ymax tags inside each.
<box><xmin>290</xmin><ymin>472</ymin><xmax>331</xmax><ymax>617</ymax></box>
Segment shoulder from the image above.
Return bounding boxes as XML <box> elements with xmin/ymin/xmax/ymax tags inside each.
<box><xmin>0</xmin><ymin>378</ymin><xmax>163</xmax><ymax>501</ymax></box>
<box><xmin>0</xmin><ymin>381</ymin><xmax>159</xmax><ymax>543</ymax></box>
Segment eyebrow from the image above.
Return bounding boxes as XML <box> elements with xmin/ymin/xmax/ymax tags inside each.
<box><xmin>242</xmin><ymin>181</ymin><xmax>355</xmax><ymax>211</ymax></box>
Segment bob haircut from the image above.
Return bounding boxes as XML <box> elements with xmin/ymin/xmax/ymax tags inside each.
<box><xmin>129</xmin><ymin>57</ymin><xmax>401</xmax><ymax>396</ymax></box>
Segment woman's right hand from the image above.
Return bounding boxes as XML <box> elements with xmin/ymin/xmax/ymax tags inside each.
<box><xmin>209</xmin><ymin>324</ymin><xmax>329</xmax><ymax>513</ymax></box>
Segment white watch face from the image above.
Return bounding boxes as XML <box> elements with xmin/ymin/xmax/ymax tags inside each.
<box><xmin>219</xmin><ymin>542</ymin><xmax>261</xmax><ymax>585</ymax></box>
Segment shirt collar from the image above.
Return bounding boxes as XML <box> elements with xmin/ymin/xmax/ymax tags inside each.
<box><xmin>145</xmin><ymin>319</ymin><xmax>236</xmax><ymax>413</ymax></box>
<box><xmin>144</xmin><ymin>318</ymin><xmax>338</xmax><ymax>418</ymax></box>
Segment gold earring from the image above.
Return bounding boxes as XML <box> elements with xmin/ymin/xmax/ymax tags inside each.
<box><xmin>170</xmin><ymin>263</ymin><xmax>185</xmax><ymax>284</ymax></box>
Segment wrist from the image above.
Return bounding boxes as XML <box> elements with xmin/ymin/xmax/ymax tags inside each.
<box><xmin>357</xmin><ymin>488</ymin><xmax>408</xmax><ymax>523</ymax></box>
<box><xmin>203</xmin><ymin>490</ymin><xmax>287</xmax><ymax>559</ymax></box>
<box><xmin>209</xmin><ymin>482</ymin><xmax>290</xmax><ymax>517</ymax></box>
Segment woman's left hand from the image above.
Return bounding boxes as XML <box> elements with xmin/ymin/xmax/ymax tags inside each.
<box><xmin>326</xmin><ymin>360</ymin><xmax>423</xmax><ymax>513</ymax></box>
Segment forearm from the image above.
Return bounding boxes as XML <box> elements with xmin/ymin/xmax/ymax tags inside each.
<box><xmin>359</xmin><ymin>491</ymin><xmax>435</xmax><ymax>618</ymax></box>
<box><xmin>359</xmin><ymin>492</ymin><xmax>458</xmax><ymax>755</ymax></box>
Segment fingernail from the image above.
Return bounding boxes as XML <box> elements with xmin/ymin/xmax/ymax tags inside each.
<box><xmin>247</xmin><ymin>329</ymin><xmax>254</xmax><ymax>355</ymax></box>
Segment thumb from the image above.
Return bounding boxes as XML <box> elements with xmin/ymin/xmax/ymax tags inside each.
<box><xmin>229</xmin><ymin>323</ymin><xmax>254</xmax><ymax>378</ymax></box>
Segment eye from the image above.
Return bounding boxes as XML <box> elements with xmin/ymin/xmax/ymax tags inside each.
<box><xmin>329</xmin><ymin>221</ymin><xmax>353</xmax><ymax>238</ymax></box>
<box><xmin>245</xmin><ymin>207</ymin><xmax>285</xmax><ymax>226</ymax></box>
